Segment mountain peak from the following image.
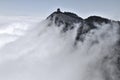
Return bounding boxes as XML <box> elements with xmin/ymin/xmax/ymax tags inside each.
<box><xmin>47</xmin><ymin>8</ymin><xmax>83</xmax><ymax>22</ymax></box>
<box><xmin>46</xmin><ymin>9</ymin><xmax>83</xmax><ymax>31</ymax></box>
<box><xmin>46</xmin><ymin>9</ymin><xmax>112</xmax><ymax>27</ymax></box>
<box><xmin>46</xmin><ymin>9</ymin><xmax>120</xmax><ymax>42</ymax></box>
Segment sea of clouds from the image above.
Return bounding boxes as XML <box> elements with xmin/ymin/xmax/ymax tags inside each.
<box><xmin>0</xmin><ymin>16</ymin><xmax>119</xmax><ymax>80</ymax></box>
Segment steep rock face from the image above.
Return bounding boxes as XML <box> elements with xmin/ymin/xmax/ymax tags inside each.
<box><xmin>47</xmin><ymin>10</ymin><xmax>83</xmax><ymax>32</ymax></box>
<box><xmin>46</xmin><ymin>9</ymin><xmax>116</xmax><ymax>42</ymax></box>
<box><xmin>76</xmin><ymin>16</ymin><xmax>111</xmax><ymax>42</ymax></box>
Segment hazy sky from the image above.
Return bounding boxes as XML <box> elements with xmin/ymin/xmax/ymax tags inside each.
<box><xmin>0</xmin><ymin>0</ymin><xmax>120</xmax><ymax>20</ymax></box>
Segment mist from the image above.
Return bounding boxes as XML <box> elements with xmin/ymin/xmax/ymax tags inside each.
<box><xmin>0</xmin><ymin>16</ymin><xmax>120</xmax><ymax>80</ymax></box>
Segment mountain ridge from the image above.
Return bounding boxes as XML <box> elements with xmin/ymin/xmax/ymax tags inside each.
<box><xmin>46</xmin><ymin>9</ymin><xmax>120</xmax><ymax>43</ymax></box>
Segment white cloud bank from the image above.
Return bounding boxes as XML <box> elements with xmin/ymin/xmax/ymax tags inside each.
<box><xmin>0</xmin><ymin>16</ymin><xmax>119</xmax><ymax>80</ymax></box>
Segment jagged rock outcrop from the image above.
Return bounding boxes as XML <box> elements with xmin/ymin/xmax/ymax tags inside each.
<box><xmin>76</xmin><ymin>16</ymin><xmax>111</xmax><ymax>42</ymax></box>
<box><xmin>46</xmin><ymin>9</ymin><xmax>120</xmax><ymax>43</ymax></box>
<box><xmin>47</xmin><ymin>9</ymin><xmax>83</xmax><ymax>32</ymax></box>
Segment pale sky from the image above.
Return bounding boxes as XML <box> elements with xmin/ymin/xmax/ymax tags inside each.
<box><xmin>0</xmin><ymin>0</ymin><xmax>120</xmax><ymax>20</ymax></box>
